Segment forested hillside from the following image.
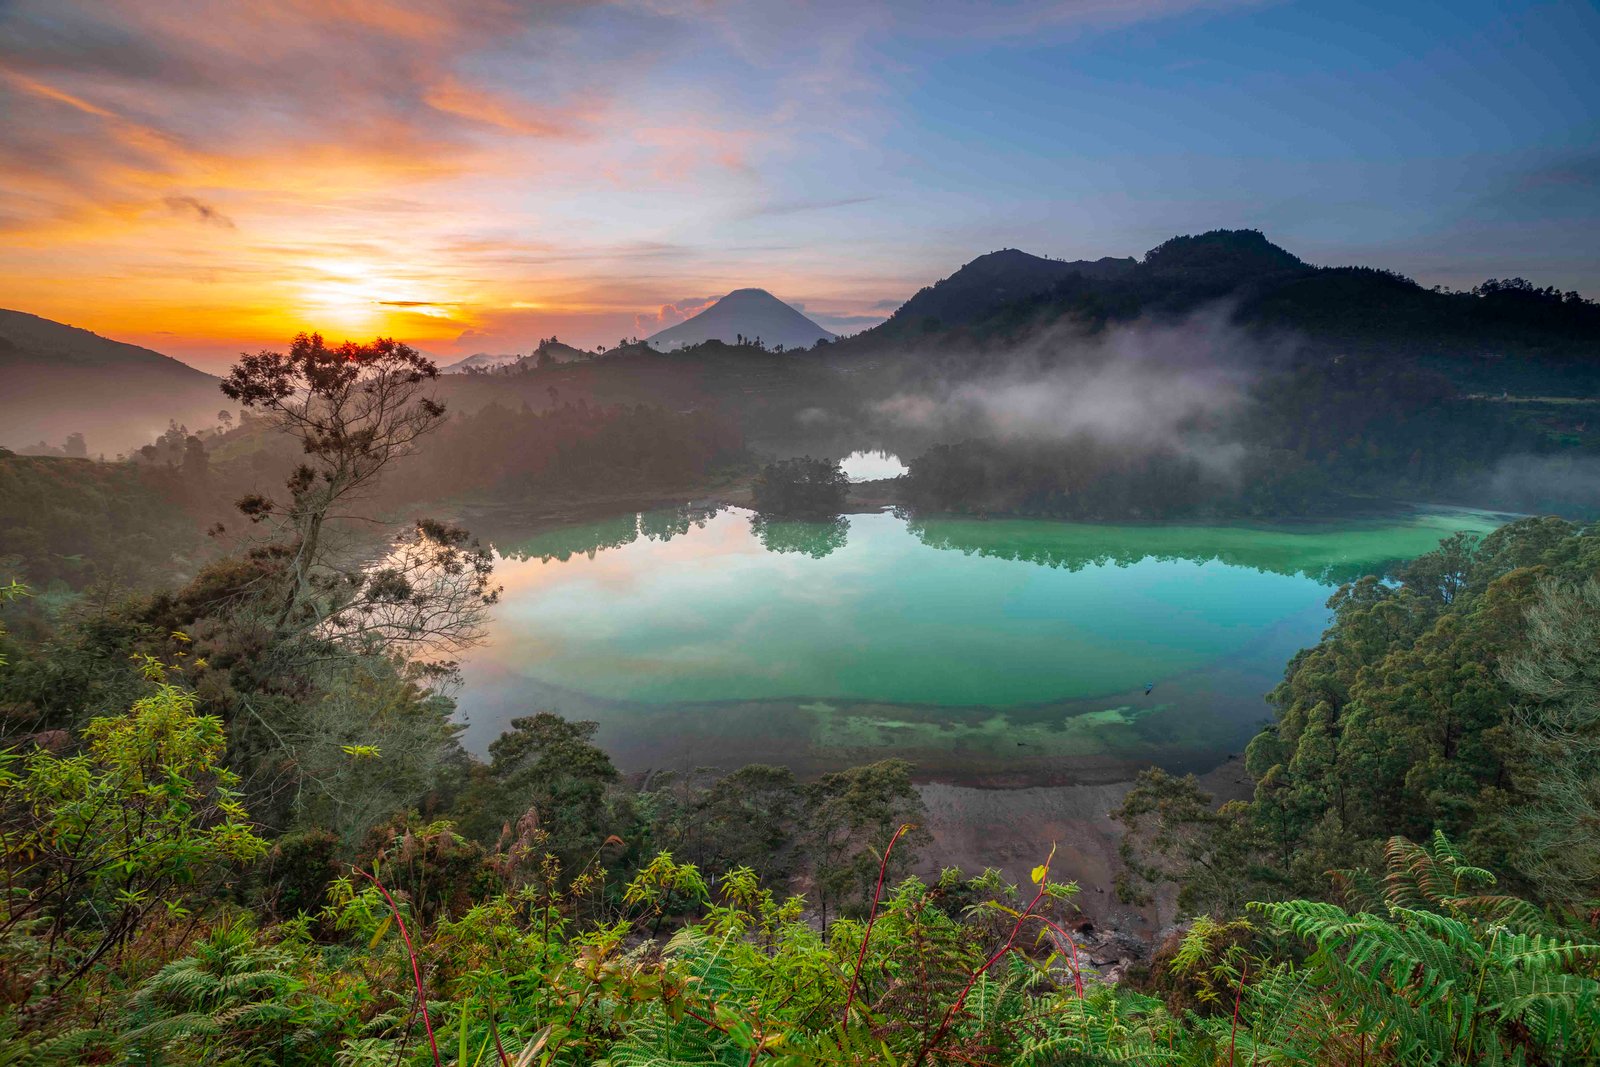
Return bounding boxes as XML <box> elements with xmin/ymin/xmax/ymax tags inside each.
<box><xmin>851</xmin><ymin>231</ymin><xmax>1600</xmax><ymax>393</ymax></box>
<box><xmin>0</xmin><ymin>309</ymin><xmax>224</xmax><ymax>457</ymax></box>
<box><xmin>1115</xmin><ymin>517</ymin><xmax>1600</xmax><ymax>914</ymax></box>
<box><xmin>872</xmin><ymin>248</ymin><xmax>1137</xmax><ymax>340</ymax></box>
<box><xmin>0</xmin><ymin>451</ymin><xmax>206</xmax><ymax>589</ymax></box>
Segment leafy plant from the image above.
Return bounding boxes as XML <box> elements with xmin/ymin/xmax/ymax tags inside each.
<box><xmin>0</xmin><ymin>663</ymin><xmax>266</xmax><ymax>1006</ymax></box>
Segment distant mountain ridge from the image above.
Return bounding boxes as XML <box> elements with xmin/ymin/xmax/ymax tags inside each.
<box><xmin>847</xmin><ymin>230</ymin><xmax>1600</xmax><ymax>391</ymax></box>
<box><xmin>0</xmin><ymin>309</ymin><xmax>222</xmax><ymax>456</ymax></box>
<box><xmin>522</xmin><ymin>339</ymin><xmax>593</xmax><ymax>366</ymax></box>
<box><xmin>645</xmin><ymin>289</ymin><xmax>835</xmax><ymax>352</ymax></box>
<box><xmin>443</xmin><ymin>339</ymin><xmax>595</xmax><ymax>374</ymax></box>
<box><xmin>440</xmin><ymin>352</ymin><xmax>519</xmax><ymax>373</ymax></box>
<box><xmin>877</xmin><ymin>248</ymin><xmax>1137</xmax><ymax>338</ymax></box>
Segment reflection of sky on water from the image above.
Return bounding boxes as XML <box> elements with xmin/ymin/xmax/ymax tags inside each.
<box><xmin>453</xmin><ymin>506</ymin><xmax>1507</xmax><ymax>770</ymax></box>
<box><xmin>839</xmin><ymin>449</ymin><xmax>908</xmax><ymax>482</ymax></box>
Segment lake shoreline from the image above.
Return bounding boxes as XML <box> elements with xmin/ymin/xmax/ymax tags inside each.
<box><xmin>455</xmin><ymin>483</ymin><xmax>1522</xmax><ymax>546</ymax></box>
<box><xmin>913</xmin><ymin>753</ymin><xmax>1255</xmax><ymax>941</ymax></box>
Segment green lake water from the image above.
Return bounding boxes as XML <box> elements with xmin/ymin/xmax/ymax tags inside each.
<box><xmin>454</xmin><ymin>505</ymin><xmax>1507</xmax><ymax>784</ymax></box>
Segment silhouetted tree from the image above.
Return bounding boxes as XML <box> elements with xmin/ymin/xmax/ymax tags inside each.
<box><xmin>220</xmin><ymin>333</ymin><xmax>497</xmax><ymax>653</ymax></box>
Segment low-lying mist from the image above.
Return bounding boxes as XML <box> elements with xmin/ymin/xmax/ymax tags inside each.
<box><xmin>1481</xmin><ymin>454</ymin><xmax>1600</xmax><ymax>518</ymax></box>
<box><xmin>873</xmin><ymin>307</ymin><xmax>1295</xmax><ymax>477</ymax></box>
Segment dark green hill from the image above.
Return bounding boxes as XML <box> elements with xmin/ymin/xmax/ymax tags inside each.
<box><xmin>872</xmin><ymin>248</ymin><xmax>1135</xmax><ymax>340</ymax></box>
<box><xmin>1140</xmin><ymin>228</ymin><xmax>1308</xmax><ymax>285</ymax></box>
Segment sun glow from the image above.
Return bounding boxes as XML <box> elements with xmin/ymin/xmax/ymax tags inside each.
<box><xmin>289</xmin><ymin>259</ymin><xmax>457</xmax><ymax>335</ymax></box>
<box><xmin>0</xmin><ymin>1</ymin><xmax>909</xmax><ymax>368</ymax></box>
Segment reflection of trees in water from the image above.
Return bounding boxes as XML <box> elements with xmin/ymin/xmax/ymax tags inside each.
<box><xmin>905</xmin><ymin>517</ymin><xmax>1392</xmax><ymax>585</ymax></box>
<box><xmin>638</xmin><ymin>503</ymin><xmax>719</xmax><ymax>543</ymax></box>
<box><xmin>749</xmin><ymin>514</ymin><xmax>850</xmax><ymax>558</ymax></box>
<box><xmin>488</xmin><ymin>504</ymin><xmax>1402</xmax><ymax>581</ymax></box>
<box><xmin>498</xmin><ymin>504</ymin><xmax>719</xmax><ymax>563</ymax></box>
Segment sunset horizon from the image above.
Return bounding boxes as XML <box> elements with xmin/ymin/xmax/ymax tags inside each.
<box><xmin>4</xmin><ymin>0</ymin><xmax>1597</xmax><ymax>371</ymax></box>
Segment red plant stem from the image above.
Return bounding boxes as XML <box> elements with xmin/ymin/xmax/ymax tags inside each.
<box><xmin>684</xmin><ymin>1006</ymin><xmax>728</xmax><ymax>1034</ymax></box>
<box><xmin>355</xmin><ymin>866</ymin><xmax>443</xmax><ymax>1067</ymax></box>
<box><xmin>662</xmin><ymin>983</ymin><xmax>730</xmax><ymax>1036</ymax></box>
<box><xmin>842</xmin><ymin>823</ymin><xmax>913</xmax><ymax>1028</ymax></box>
<box><xmin>1228</xmin><ymin>959</ymin><xmax>1249</xmax><ymax>1067</ymax></box>
<box><xmin>486</xmin><ymin>998</ymin><xmax>512</xmax><ymax>1067</ymax></box>
<box><xmin>1016</xmin><ymin>913</ymin><xmax>1084</xmax><ymax>999</ymax></box>
<box><xmin>918</xmin><ymin>861</ymin><xmax>1055</xmax><ymax>1063</ymax></box>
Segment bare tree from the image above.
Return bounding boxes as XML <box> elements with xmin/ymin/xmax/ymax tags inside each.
<box><xmin>220</xmin><ymin>333</ymin><xmax>498</xmax><ymax>657</ymax></box>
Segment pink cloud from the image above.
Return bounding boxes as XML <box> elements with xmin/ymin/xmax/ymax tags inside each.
<box><xmin>633</xmin><ymin>295</ymin><xmax>716</xmax><ymax>334</ymax></box>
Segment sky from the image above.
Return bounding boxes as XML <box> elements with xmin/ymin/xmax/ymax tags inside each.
<box><xmin>1</xmin><ymin>0</ymin><xmax>1596</xmax><ymax>370</ymax></box>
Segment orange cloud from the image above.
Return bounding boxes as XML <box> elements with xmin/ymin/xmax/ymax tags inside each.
<box><xmin>0</xmin><ymin>66</ymin><xmax>115</xmax><ymax>118</ymax></box>
<box><xmin>425</xmin><ymin>75</ymin><xmax>596</xmax><ymax>138</ymax></box>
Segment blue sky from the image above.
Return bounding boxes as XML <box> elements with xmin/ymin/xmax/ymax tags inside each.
<box><xmin>1</xmin><ymin>0</ymin><xmax>1595</xmax><ymax>365</ymax></box>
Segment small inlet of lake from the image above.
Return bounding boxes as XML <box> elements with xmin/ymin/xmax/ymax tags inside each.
<box><xmin>839</xmin><ymin>449</ymin><xmax>909</xmax><ymax>482</ymax></box>
<box><xmin>452</xmin><ymin>506</ymin><xmax>1506</xmax><ymax>786</ymax></box>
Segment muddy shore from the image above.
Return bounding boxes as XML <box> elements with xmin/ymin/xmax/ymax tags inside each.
<box><xmin>913</xmin><ymin>754</ymin><xmax>1252</xmax><ymax>940</ymax></box>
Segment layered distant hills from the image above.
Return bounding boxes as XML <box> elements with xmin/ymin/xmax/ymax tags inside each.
<box><xmin>0</xmin><ymin>309</ymin><xmax>222</xmax><ymax>457</ymax></box>
<box><xmin>440</xmin><ymin>352</ymin><xmax>520</xmax><ymax>373</ymax></box>
<box><xmin>645</xmin><ymin>289</ymin><xmax>836</xmax><ymax>351</ymax></box>
<box><xmin>4</xmin><ymin>228</ymin><xmax>1596</xmax><ymax>460</ymax></box>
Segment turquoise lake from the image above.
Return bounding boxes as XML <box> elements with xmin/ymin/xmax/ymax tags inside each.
<box><xmin>452</xmin><ymin>506</ymin><xmax>1506</xmax><ymax>784</ymax></box>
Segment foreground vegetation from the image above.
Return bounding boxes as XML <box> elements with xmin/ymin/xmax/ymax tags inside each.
<box><xmin>2</xmin><ymin>667</ymin><xmax>1597</xmax><ymax>1065</ymax></box>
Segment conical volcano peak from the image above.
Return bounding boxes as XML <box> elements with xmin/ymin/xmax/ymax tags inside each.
<box><xmin>644</xmin><ymin>288</ymin><xmax>836</xmax><ymax>352</ymax></box>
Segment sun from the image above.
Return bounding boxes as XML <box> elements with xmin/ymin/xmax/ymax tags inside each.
<box><xmin>292</xmin><ymin>259</ymin><xmax>461</xmax><ymax>335</ymax></box>
<box><xmin>296</xmin><ymin>261</ymin><xmax>388</xmax><ymax>331</ymax></box>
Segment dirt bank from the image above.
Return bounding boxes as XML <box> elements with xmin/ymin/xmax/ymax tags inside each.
<box><xmin>913</xmin><ymin>755</ymin><xmax>1252</xmax><ymax>940</ymax></box>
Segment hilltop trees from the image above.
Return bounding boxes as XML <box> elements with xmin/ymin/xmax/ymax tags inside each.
<box><xmin>468</xmin><ymin>712</ymin><xmax>620</xmax><ymax>876</ymax></box>
<box><xmin>801</xmin><ymin>759</ymin><xmax>927</xmax><ymax>927</ymax></box>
